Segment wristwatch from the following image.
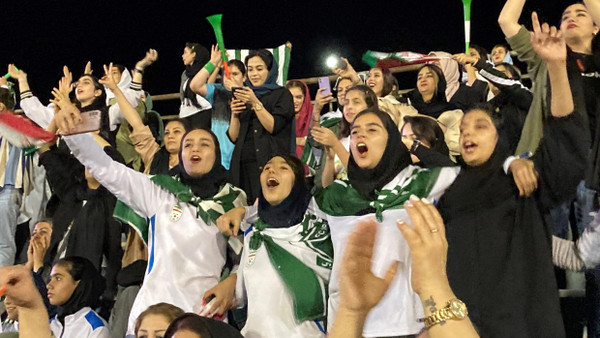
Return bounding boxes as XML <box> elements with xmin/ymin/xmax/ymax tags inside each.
<box><xmin>424</xmin><ymin>298</ymin><xmax>468</xmax><ymax>329</ymax></box>
<box><xmin>253</xmin><ymin>102</ymin><xmax>264</xmax><ymax>111</ymax></box>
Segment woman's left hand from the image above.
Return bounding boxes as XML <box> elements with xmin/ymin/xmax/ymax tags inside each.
<box><xmin>201</xmin><ymin>274</ymin><xmax>237</xmax><ymax>317</ymax></box>
<box><xmin>234</xmin><ymin>87</ymin><xmax>259</xmax><ymax>106</ymax></box>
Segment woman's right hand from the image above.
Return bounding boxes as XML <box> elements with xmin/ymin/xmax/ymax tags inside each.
<box><xmin>452</xmin><ymin>53</ymin><xmax>478</xmax><ymax>66</ymax></box>
<box><xmin>98</xmin><ymin>63</ymin><xmax>119</xmax><ymax>91</ymax></box>
<box><xmin>209</xmin><ymin>44</ymin><xmax>223</xmax><ymax>68</ymax></box>
<box><xmin>311</xmin><ymin>126</ymin><xmax>339</xmax><ymax>148</ymax></box>
<box><xmin>216</xmin><ymin>206</ymin><xmax>246</xmax><ymax>237</ymax></box>
<box><xmin>332</xmin><ymin>57</ymin><xmax>361</xmax><ymax>84</ymax></box>
<box><xmin>230</xmin><ymin>99</ymin><xmax>246</xmax><ymax>115</ymax></box>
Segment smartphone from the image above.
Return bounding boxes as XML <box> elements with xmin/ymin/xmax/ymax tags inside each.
<box><xmin>318</xmin><ymin>77</ymin><xmax>332</xmax><ymax>96</ymax></box>
<box><xmin>60</xmin><ymin>110</ymin><xmax>102</xmax><ymax>135</ymax></box>
<box><xmin>231</xmin><ymin>87</ymin><xmax>243</xmax><ymax>99</ymax></box>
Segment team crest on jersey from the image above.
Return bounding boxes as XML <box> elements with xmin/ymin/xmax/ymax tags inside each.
<box><xmin>247</xmin><ymin>249</ymin><xmax>257</xmax><ymax>266</ymax></box>
<box><xmin>170</xmin><ymin>204</ymin><xmax>183</xmax><ymax>222</ymax></box>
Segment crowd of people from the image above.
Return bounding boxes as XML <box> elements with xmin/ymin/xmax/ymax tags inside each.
<box><xmin>1</xmin><ymin>0</ymin><xmax>600</xmax><ymax>337</ymax></box>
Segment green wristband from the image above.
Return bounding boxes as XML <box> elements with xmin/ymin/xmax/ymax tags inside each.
<box><xmin>203</xmin><ymin>61</ymin><xmax>216</xmax><ymax>74</ymax></box>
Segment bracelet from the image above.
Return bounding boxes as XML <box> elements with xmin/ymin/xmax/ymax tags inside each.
<box><xmin>134</xmin><ymin>68</ymin><xmax>144</xmax><ymax>74</ymax></box>
<box><xmin>203</xmin><ymin>61</ymin><xmax>216</xmax><ymax>74</ymax></box>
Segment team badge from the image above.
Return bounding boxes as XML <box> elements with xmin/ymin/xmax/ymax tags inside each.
<box><xmin>247</xmin><ymin>249</ymin><xmax>257</xmax><ymax>266</ymax></box>
<box><xmin>170</xmin><ymin>204</ymin><xmax>183</xmax><ymax>222</ymax></box>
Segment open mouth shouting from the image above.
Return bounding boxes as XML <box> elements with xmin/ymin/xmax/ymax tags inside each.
<box><xmin>462</xmin><ymin>140</ymin><xmax>477</xmax><ymax>154</ymax></box>
<box><xmin>190</xmin><ymin>155</ymin><xmax>201</xmax><ymax>164</ymax></box>
<box><xmin>357</xmin><ymin>142</ymin><xmax>369</xmax><ymax>155</ymax></box>
<box><xmin>266</xmin><ymin>177</ymin><xmax>280</xmax><ymax>188</ymax></box>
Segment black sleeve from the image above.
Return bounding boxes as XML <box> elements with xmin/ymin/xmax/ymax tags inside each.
<box><xmin>38</xmin><ymin>143</ymin><xmax>86</xmax><ymax>201</ymax></box>
<box><xmin>268</xmin><ymin>89</ymin><xmax>295</xmax><ymax>135</ymax></box>
<box><xmin>412</xmin><ymin>146</ymin><xmax>456</xmax><ymax>168</ymax></box>
<box><xmin>534</xmin><ymin>111</ymin><xmax>590</xmax><ymax>209</ymax></box>
<box><xmin>450</xmin><ymin>81</ymin><xmax>488</xmax><ymax>111</ymax></box>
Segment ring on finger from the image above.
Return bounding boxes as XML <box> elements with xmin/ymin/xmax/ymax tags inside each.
<box><xmin>430</xmin><ymin>228</ymin><xmax>439</xmax><ymax>233</ymax></box>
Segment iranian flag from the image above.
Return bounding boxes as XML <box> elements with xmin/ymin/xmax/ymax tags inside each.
<box><xmin>0</xmin><ymin>112</ymin><xmax>55</xmax><ymax>148</ymax></box>
<box><xmin>362</xmin><ymin>51</ymin><xmax>441</xmax><ymax>69</ymax></box>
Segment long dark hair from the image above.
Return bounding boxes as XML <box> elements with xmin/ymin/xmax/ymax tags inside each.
<box><xmin>402</xmin><ymin>115</ymin><xmax>449</xmax><ymax>157</ymax></box>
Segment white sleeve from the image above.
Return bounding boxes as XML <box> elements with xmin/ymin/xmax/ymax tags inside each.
<box><xmin>108</xmin><ymin>104</ymin><xmax>125</xmax><ymax>131</ymax></box>
<box><xmin>20</xmin><ymin>96</ymin><xmax>54</xmax><ymax>129</ymax></box>
<box><xmin>62</xmin><ymin>133</ymin><xmax>169</xmax><ymax>218</ymax></box>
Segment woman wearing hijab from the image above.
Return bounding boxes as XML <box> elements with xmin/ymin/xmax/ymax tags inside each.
<box><xmin>286</xmin><ymin>80</ymin><xmax>313</xmax><ymax>159</ymax></box>
<box><xmin>216</xmin><ymin>154</ymin><xmax>332</xmax><ymax>337</ymax></box>
<box><xmin>316</xmin><ymin>108</ymin><xmax>459</xmax><ymax>336</ymax></box>
<box><xmin>51</xmin><ymin>92</ymin><xmax>247</xmax><ymax>335</ymax></box>
<box><xmin>428</xmin><ymin>51</ymin><xmax>489</xmax><ymax>111</ymax></box>
<box><xmin>437</xmin><ymin>17</ymin><xmax>588</xmax><ymax>337</ymax></box>
<box><xmin>405</xmin><ymin>64</ymin><xmax>463</xmax><ymax>157</ymax></box>
<box><xmin>47</xmin><ymin>256</ymin><xmax>108</xmax><ymax>338</ymax></box>
<box><xmin>228</xmin><ymin>49</ymin><xmax>295</xmax><ymax>203</ymax></box>
<box><xmin>400</xmin><ymin>115</ymin><xmax>453</xmax><ymax>168</ymax></box>
<box><xmin>180</xmin><ymin>43</ymin><xmax>213</xmax><ymax>129</ymax></box>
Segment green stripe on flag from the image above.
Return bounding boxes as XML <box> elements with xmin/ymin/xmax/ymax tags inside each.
<box><xmin>282</xmin><ymin>42</ymin><xmax>291</xmax><ymax>83</ymax></box>
<box><xmin>235</xmin><ymin>49</ymin><xmax>241</xmax><ymax>61</ymax></box>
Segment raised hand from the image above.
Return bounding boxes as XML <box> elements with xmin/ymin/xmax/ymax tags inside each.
<box><xmin>84</xmin><ymin>61</ymin><xmax>93</xmax><ymax>75</ymax></box>
<box><xmin>314</xmin><ymin>88</ymin><xmax>334</xmax><ymax>113</ymax></box>
<box><xmin>7</xmin><ymin>64</ymin><xmax>27</xmax><ymax>81</ymax></box>
<box><xmin>397</xmin><ymin>196</ymin><xmax>448</xmax><ymax>295</ymax></box>
<box><xmin>311</xmin><ymin>126</ymin><xmax>339</xmax><ymax>147</ymax></box>
<box><xmin>58</xmin><ymin>65</ymin><xmax>73</xmax><ymax>96</ymax></box>
<box><xmin>50</xmin><ymin>88</ymin><xmax>81</xmax><ymax>133</ymax></box>
<box><xmin>209</xmin><ymin>44</ymin><xmax>223</xmax><ymax>68</ymax></box>
<box><xmin>135</xmin><ymin>48</ymin><xmax>158</xmax><ymax>70</ymax></box>
<box><xmin>332</xmin><ymin>57</ymin><xmax>360</xmax><ymax>84</ymax></box>
<box><xmin>338</xmin><ymin>219</ymin><xmax>398</xmax><ymax>314</ymax></box>
<box><xmin>530</xmin><ymin>11</ymin><xmax>567</xmax><ymax>63</ymax></box>
<box><xmin>99</xmin><ymin>63</ymin><xmax>118</xmax><ymax>91</ymax></box>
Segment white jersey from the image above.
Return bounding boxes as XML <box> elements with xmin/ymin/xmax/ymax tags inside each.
<box><xmin>326</xmin><ymin>166</ymin><xmax>459</xmax><ymax>337</ymax></box>
<box><xmin>237</xmin><ymin>199</ymin><xmax>329</xmax><ymax>338</ymax></box>
<box><xmin>179</xmin><ymin>79</ymin><xmax>213</xmax><ymax>118</ymax></box>
<box><xmin>50</xmin><ymin>307</ymin><xmax>109</xmax><ymax>338</ymax></box>
<box><xmin>63</xmin><ymin>134</ymin><xmax>245</xmax><ymax>336</ymax></box>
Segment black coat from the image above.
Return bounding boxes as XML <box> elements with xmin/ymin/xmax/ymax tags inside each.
<box><xmin>438</xmin><ymin>112</ymin><xmax>589</xmax><ymax>338</ymax></box>
<box><xmin>228</xmin><ymin>87</ymin><xmax>294</xmax><ymax>192</ymax></box>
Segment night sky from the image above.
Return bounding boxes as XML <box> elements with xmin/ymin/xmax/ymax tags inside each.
<box><xmin>4</xmin><ymin>0</ymin><xmax>570</xmax><ymax>114</ymax></box>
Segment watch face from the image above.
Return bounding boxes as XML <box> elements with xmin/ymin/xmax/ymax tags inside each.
<box><xmin>449</xmin><ymin>299</ymin><xmax>468</xmax><ymax>319</ymax></box>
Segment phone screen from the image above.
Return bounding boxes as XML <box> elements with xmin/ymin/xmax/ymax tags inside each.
<box><xmin>318</xmin><ymin>77</ymin><xmax>331</xmax><ymax>96</ymax></box>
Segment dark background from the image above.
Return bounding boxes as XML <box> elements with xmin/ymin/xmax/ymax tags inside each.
<box><xmin>3</xmin><ymin>0</ymin><xmax>570</xmax><ymax>114</ymax></box>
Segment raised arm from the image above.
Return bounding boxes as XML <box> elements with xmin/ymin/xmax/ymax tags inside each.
<box><xmin>100</xmin><ymin>63</ymin><xmax>145</xmax><ymax>131</ymax></box>
<box><xmin>530</xmin><ymin>12</ymin><xmax>572</xmax><ymax>118</ymax></box>
<box><xmin>189</xmin><ymin>45</ymin><xmax>223</xmax><ymax>97</ymax></box>
<box><xmin>498</xmin><ymin>0</ymin><xmax>526</xmax><ymax>38</ymax></box>
<box><xmin>132</xmin><ymin>48</ymin><xmax>158</xmax><ymax>84</ymax></box>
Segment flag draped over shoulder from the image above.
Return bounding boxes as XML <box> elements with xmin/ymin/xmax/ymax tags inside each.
<box><xmin>248</xmin><ymin>213</ymin><xmax>333</xmax><ymax>322</ymax></box>
<box><xmin>300</xmin><ymin>112</ymin><xmax>342</xmax><ymax>169</ymax></box>
<box><xmin>316</xmin><ymin>167</ymin><xmax>443</xmax><ymax>221</ymax></box>
<box><xmin>113</xmin><ymin>174</ymin><xmax>247</xmax><ymax>244</ymax></box>
<box><xmin>362</xmin><ymin>51</ymin><xmax>441</xmax><ymax>69</ymax></box>
<box><xmin>226</xmin><ymin>43</ymin><xmax>292</xmax><ymax>85</ymax></box>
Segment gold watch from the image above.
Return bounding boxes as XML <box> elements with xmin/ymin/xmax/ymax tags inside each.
<box><xmin>424</xmin><ymin>298</ymin><xmax>468</xmax><ymax>329</ymax></box>
<box><xmin>253</xmin><ymin>102</ymin><xmax>264</xmax><ymax>111</ymax></box>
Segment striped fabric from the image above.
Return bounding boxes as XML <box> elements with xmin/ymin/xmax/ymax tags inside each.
<box><xmin>227</xmin><ymin>42</ymin><xmax>292</xmax><ymax>85</ymax></box>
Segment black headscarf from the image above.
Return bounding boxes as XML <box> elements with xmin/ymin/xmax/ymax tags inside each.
<box><xmin>55</xmin><ymin>257</ymin><xmax>105</xmax><ymax>321</ymax></box>
<box><xmin>258</xmin><ymin>154</ymin><xmax>312</xmax><ymax>228</ymax></box>
<box><xmin>408</xmin><ymin>64</ymin><xmax>457</xmax><ymax>119</ymax></box>
<box><xmin>439</xmin><ymin>128</ymin><xmax>514</xmax><ymax>216</ymax></box>
<box><xmin>176</xmin><ymin>129</ymin><xmax>228</xmax><ymax>199</ymax></box>
<box><xmin>348</xmin><ymin>109</ymin><xmax>412</xmax><ymax>200</ymax></box>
